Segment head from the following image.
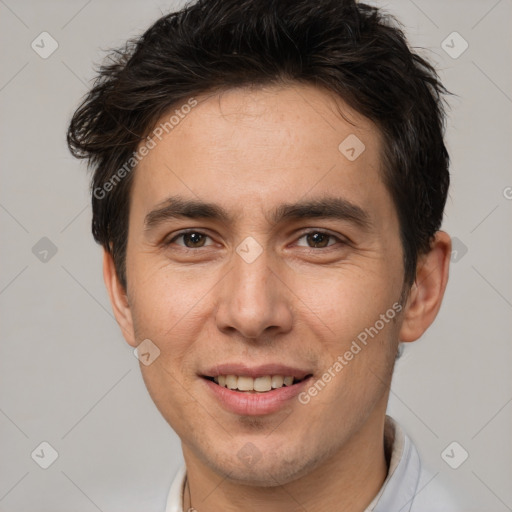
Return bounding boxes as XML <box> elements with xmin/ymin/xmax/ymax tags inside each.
<box><xmin>67</xmin><ymin>0</ymin><xmax>451</xmax><ymax>487</ymax></box>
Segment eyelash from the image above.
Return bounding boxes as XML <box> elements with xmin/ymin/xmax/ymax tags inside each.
<box><xmin>165</xmin><ymin>229</ymin><xmax>347</xmax><ymax>251</ymax></box>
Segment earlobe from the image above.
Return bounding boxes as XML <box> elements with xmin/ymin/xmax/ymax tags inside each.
<box><xmin>398</xmin><ymin>231</ymin><xmax>451</xmax><ymax>343</ymax></box>
<box><xmin>102</xmin><ymin>248</ymin><xmax>137</xmax><ymax>347</ymax></box>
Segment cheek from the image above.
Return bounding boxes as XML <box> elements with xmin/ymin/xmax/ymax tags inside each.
<box><xmin>287</xmin><ymin>263</ymin><xmax>401</xmax><ymax>343</ymax></box>
<box><xmin>291</xmin><ymin>266</ymin><xmax>402</xmax><ymax>401</ymax></box>
<box><xmin>127</xmin><ymin>256</ymin><xmax>205</xmax><ymax>337</ymax></box>
<box><xmin>300</xmin><ymin>315</ymin><xmax>400</xmax><ymax>433</ymax></box>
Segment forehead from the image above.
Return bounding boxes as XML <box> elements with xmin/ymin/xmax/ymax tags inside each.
<box><xmin>131</xmin><ymin>83</ymin><xmax>390</xmax><ymax>225</ymax></box>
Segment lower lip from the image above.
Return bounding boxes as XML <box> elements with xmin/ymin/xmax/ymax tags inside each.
<box><xmin>202</xmin><ymin>377</ymin><xmax>311</xmax><ymax>416</ymax></box>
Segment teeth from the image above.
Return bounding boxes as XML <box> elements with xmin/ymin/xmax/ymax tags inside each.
<box><xmin>283</xmin><ymin>376</ymin><xmax>294</xmax><ymax>386</ymax></box>
<box><xmin>271</xmin><ymin>375</ymin><xmax>284</xmax><ymax>388</ymax></box>
<box><xmin>237</xmin><ymin>376</ymin><xmax>254</xmax><ymax>391</ymax></box>
<box><xmin>212</xmin><ymin>375</ymin><xmax>298</xmax><ymax>392</ymax></box>
<box><xmin>226</xmin><ymin>375</ymin><xmax>238</xmax><ymax>389</ymax></box>
<box><xmin>254</xmin><ymin>376</ymin><xmax>272</xmax><ymax>392</ymax></box>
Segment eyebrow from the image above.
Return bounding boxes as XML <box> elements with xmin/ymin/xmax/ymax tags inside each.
<box><xmin>144</xmin><ymin>194</ymin><xmax>371</xmax><ymax>231</ymax></box>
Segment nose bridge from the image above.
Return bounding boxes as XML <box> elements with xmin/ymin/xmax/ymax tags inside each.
<box><xmin>216</xmin><ymin>240</ymin><xmax>292</xmax><ymax>339</ymax></box>
<box><xmin>234</xmin><ymin>245</ymin><xmax>271</xmax><ymax>305</ymax></box>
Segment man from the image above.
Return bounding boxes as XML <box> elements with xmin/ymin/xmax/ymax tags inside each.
<box><xmin>67</xmin><ymin>0</ymin><xmax>457</xmax><ymax>510</ymax></box>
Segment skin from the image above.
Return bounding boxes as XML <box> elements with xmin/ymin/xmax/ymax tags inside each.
<box><xmin>103</xmin><ymin>83</ymin><xmax>451</xmax><ymax>512</ymax></box>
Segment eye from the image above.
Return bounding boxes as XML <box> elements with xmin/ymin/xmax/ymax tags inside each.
<box><xmin>295</xmin><ymin>230</ymin><xmax>344</xmax><ymax>249</ymax></box>
<box><xmin>167</xmin><ymin>230</ymin><xmax>214</xmax><ymax>249</ymax></box>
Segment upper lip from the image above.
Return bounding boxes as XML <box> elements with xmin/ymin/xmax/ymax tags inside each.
<box><xmin>202</xmin><ymin>363</ymin><xmax>312</xmax><ymax>380</ymax></box>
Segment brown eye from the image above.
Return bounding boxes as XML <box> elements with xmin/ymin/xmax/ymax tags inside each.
<box><xmin>296</xmin><ymin>231</ymin><xmax>341</xmax><ymax>249</ymax></box>
<box><xmin>168</xmin><ymin>231</ymin><xmax>212</xmax><ymax>248</ymax></box>
<box><xmin>307</xmin><ymin>232</ymin><xmax>330</xmax><ymax>248</ymax></box>
<box><xmin>183</xmin><ymin>232</ymin><xmax>207</xmax><ymax>248</ymax></box>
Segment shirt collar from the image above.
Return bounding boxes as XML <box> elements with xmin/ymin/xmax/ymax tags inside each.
<box><xmin>165</xmin><ymin>415</ymin><xmax>421</xmax><ymax>512</ymax></box>
<box><xmin>367</xmin><ymin>415</ymin><xmax>422</xmax><ymax>511</ymax></box>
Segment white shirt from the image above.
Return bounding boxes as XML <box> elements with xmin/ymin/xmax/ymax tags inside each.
<box><xmin>165</xmin><ymin>415</ymin><xmax>458</xmax><ymax>512</ymax></box>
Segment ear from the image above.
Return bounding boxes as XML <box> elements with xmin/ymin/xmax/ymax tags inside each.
<box><xmin>102</xmin><ymin>248</ymin><xmax>137</xmax><ymax>347</ymax></box>
<box><xmin>399</xmin><ymin>231</ymin><xmax>451</xmax><ymax>343</ymax></box>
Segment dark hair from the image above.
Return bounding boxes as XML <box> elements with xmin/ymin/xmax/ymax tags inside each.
<box><xmin>67</xmin><ymin>0</ymin><xmax>450</xmax><ymax>291</ymax></box>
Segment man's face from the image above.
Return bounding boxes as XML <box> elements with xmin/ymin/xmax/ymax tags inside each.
<box><xmin>123</xmin><ymin>84</ymin><xmax>406</xmax><ymax>485</ymax></box>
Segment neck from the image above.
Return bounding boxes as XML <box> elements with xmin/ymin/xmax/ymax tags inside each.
<box><xmin>182</xmin><ymin>412</ymin><xmax>389</xmax><ymax>512</ymax></box>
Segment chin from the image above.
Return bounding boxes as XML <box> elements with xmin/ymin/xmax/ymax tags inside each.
<box><xmin>200</xmin><ymin>441</ymin><xmax>325</xmax><ymax>488</ymax></box>
<box><xmin>221</xmin><ymin>463</ymin><xmax>303</xmax><ymax>487</ymax></box>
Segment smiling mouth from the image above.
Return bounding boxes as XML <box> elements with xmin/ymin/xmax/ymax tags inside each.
<box><xmin>203</xmin><ymin>374</ymin><xmax>312</xmax><ymax>393</ymax></box>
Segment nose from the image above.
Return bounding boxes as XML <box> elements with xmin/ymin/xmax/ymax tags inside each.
<box><xmin>215</xmin><ymin>245</ymin><xmax>293</xmax><ymax>341</ymax></box>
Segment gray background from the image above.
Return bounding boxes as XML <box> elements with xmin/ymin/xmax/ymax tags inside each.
<box><xmin>1</xmin><ymin>0</ymin><xmax>511</xmax><ymax>510</ymax></box>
